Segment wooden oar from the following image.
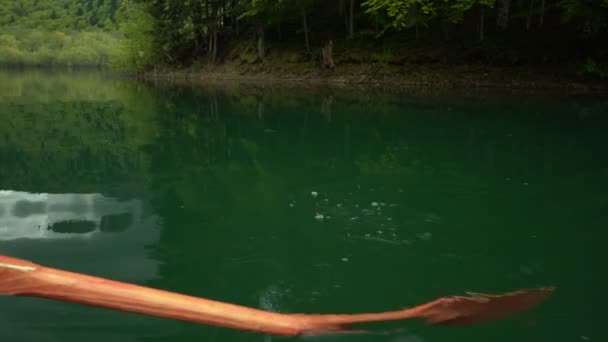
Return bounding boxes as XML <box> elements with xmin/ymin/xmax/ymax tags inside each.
<box><xmin>0</xmin><ymin>254</ymin><xmax>553</xmax><ymax>336</ymax></box>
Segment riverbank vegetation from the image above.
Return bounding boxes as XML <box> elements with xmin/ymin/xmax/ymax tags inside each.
<box><xmin>133</xmin><ymin>0</ymin><xmax>608</xmax><ymax>79</ymax></box>
<box><xmin>1</xmin><ymin>0</ymin><xmax>607</xmax><ymax>81</ymax></box>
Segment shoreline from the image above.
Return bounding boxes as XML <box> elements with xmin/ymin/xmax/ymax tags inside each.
<box><xmin>130</xmin><ymin>62</ymin><xmax>608</xmax><ymax>94</ymax></box>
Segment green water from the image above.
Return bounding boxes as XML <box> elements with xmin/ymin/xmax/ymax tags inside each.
<box><xmin>0</xmin><ymin>70</ymin><xmax>606</xmax><ymax>342</ymax></box>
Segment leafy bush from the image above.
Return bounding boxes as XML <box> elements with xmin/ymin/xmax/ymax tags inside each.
<box><xmin>579</xmin><ymin>58</ymin><xmax>608</xmax><ymax>79</ymax></box>
<box><xmin>0</xmin><ymin>29</ymin><xmax>127</xmax><ymax>68</ymax></box>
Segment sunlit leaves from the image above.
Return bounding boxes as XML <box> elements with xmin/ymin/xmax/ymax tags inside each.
<box><xmin>362</xmin><ymin>0</ymin><xmax>438</xmax><ymax>31</ymax></box>
<box><xmin>0</xmin><ymin>0</ymin><xmax>120</xmax><ymax>31</ymax></box>
<box><xmin>237</xmin><ymin>0</ymin><xmax>287</xmax><ymax>25</ymax></box>
<box><xmin>115</xmin><ymin>0</ymin><xmax>156</xmax><ymax>69</ymax></box>
<box><xmin>362</xmin><ymin>0</ymin><xmax>497</xmax><ymax>33</ymax></box>
<box><xmin>0</xmin><ymin>30</ymin><xmax>124</xmax><ymax>67</ymax></box>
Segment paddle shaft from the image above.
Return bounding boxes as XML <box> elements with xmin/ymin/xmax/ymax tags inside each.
<box><xmin>0</xmin><ymin>255</ymin><xmax>305</xmax><ymax>335</ymax></box>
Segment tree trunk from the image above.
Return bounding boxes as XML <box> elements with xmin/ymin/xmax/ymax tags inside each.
<box><xmin>205</xmin><ymin>0</ymin><xmax>209</xmax><ymax>22</ymax></box>
<box><xmin>208</xmin><ymin>29</ymin><xmax>217</xmax><ymax>63</ymax></box>
<box><xmin>232</xmin><ymin>0</ymin><xmax>237</xmax><ymax>31</ymax></box>
<box><xmin>342</xmin><ymin>0</ymin><xmax>349</xmax><ymax>35</ymax></box>
<box><xmin>348</xmin><ymin>0</ymin><xmax>354</xmax><ymax>39</ymax></box>
<box><xmin>212</xmin><ymin>24</ymin><xmax>218</xmax><ymax>63</ymax></box>
<box><xmin>257</xmin><ymin>24</ymin><xmax>265</xmax><ymax>61</ymax></box>
<box><xmin>301</xmin><ymin>6</ymin><xmax>310</xmax><ymax>53</ymax></box>
<box><xmin>208</xmin><ymin>27</ymin><xmax>213</xmax><ymax>59</ymax></box>
<box><xmin>235</xmin><ymin>14</ymin><xmax>239</xmax><ymax>35</ymax></box>
<box><xmin>479</xmin><ymin>6</ymin><xmax>485</xmax><ymax>41</ymax></box>
<box><xmin>538</xmin><ymin>0</ymin><xmax>545</xmax><ymax>28</ymax></box>
<box><xmin>375</xmin><ymin>13</ymin><xmax>379</xmax><ymax>35</ymax></box>
<box><xmin>526</xmin><ymin>0</ymin><xmax>536</xmax><ymax>31</ymax></box>
<box><xmin>192</xmin><ymin>0</ymin><xmax>204</xmax><ymax>55</ymax></box>
<box><xmin>496</xmin><ymin>0</ymin><xmax>510</xmax><ymax>29</ymax></box>
<box><xmin>222</xmin><ymin>0</ymin><xmax>227</xmax><ymax>28</ymax></box>
<box><xmin>321</xmin><ymin>40</ymin><xmax>335</xmax><ymax>69</ymax></box>
<box><xmin>442</xmin><ymin>21</ymin><xmax>450</xmax><ymax>41</ymax></box>
<box><xmin>415</xmin><ymin>24</ymin><xmax>419</xmax><ymax>40</ymax></box>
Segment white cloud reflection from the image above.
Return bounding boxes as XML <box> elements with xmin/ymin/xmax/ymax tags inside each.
<box><xmin>0</xmin><ymin>190</ymin><xmax>143</xmax><ymax>240</ymax></box>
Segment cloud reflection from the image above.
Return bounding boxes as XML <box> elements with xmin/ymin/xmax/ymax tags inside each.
<box><xmin>0</xmin><ymin>190</ymin><xmax>161</xmax><ymax>283</ymax></box>
<box><xmin>0</xmin><ymin>190</ymin><xmax>166</xmax><ymax>341</ymax></box>
<box><xmin>0</xmin><ymin>190</ymin><xmax>144</xmax><ymax>240</ymax></box>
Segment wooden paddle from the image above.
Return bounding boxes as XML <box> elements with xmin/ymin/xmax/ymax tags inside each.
<box><xmin>0</xmin><ymin>254</ymin><xmax>554</xmax><ymax>336</ymax></box>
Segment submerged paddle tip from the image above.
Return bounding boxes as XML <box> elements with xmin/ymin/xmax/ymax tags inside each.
<box><xmin>420</xmin><ymin>287</ymin><xmax>556</xmax><ymax>326</ymax></box>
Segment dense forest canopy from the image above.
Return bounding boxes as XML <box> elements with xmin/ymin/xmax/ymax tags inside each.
<box><xmin>0</xmin><ymin>0</ymin><xmax>145</xmax><ymax>68</ymax></box>
<box><xmin>0</xmin><ymin>0</ymin><xmax>607</xmax><ymax>72</ymax></box>
<box><xmin>0</xmin><ymin>0</ymin><xmax>120</xmax><ymax>31</ymax></box>
<box><xmin>121</xmin><ymin>0</ymin><xmax>608</xmax><ymax>71</ymax></box>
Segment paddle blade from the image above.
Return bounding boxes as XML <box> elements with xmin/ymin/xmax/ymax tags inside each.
<box><xmin>409</xmin><ymin>287</ymin><xmax>555</xmax><ymax>326</ymax></box>
<box><xmin>286</xmin><ymin>287</ymin><xmax>554</xmax><ymax>335</ymax></box>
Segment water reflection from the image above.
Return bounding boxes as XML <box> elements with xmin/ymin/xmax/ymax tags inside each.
<box><xmin>0</xmin><ymin>190</ymin><xmax>144</xmax><ymax>240</ymax></box>
<box><xmin>0</xmin><ymin>189</ymin><xmax>160</xmax><ymax>280</ymax></box>
<box><xmin>0</xmin><ymin>190</ymin><xmax>163</xmax><ymax>342</ymax></box>
<box><xmin>0</xmin><ymin>70</ymin><xmax>606</xmax><ymax>342</ymax></box>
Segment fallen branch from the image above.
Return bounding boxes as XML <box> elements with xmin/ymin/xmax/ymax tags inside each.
<box><xmin>0</xmin><ymin>254</ymin><xmax>553</xmax><ymax>336</ymax></box>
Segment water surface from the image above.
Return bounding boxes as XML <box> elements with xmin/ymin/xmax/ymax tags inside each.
<box><xmin>0</xmin><ymin>70</ymin><xmax>606</xmax><ymax>342</ymax></box>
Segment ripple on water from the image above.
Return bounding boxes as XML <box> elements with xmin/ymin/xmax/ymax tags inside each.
<box><xmin>301</xmin><ymin>187</ymin><xmax>437</xmax><ymax>249</ymax></box>
<box><xmin>388</xmin><ymin>333</ymin><xmax>425</xmax><ymax>342</ymax></box>
<box><xmin>258</xmin><ymin>283</ymin><xmax>291</xmax><ymax>313</ymax></box>
<box><xmin>416</xmin><ymin>232</ymin><xmax>433</xmax><ymax>240</ymax></box>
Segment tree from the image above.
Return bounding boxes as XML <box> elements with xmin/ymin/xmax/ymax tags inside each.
<box><xmin>496</xmin><ymin>0</ymin><xmax>509</xmax><ymax>29</ymax></box>
<box><xmin>349</xmin><ymin>0</ymin><xmax>355</xmax><ymax>38</ymax></box>
<box><xmin>237</xmin><ymin>0</ymin><xmax>286</xmax><ymax>61</ymax></box>
<box><xmin>297</xmin><ymin>0</ymin><xmax>319</xmax><ymax>53</ymax></box>
<box><xmin>447</xmin><ymin>0</ymin><xmax>496</xmax><ymax>41</ymax></box>
<box><xmin>362</xmin><ymin>0</ymin><xmax>438</xmax><ymax>38</ymax></box>
<box><xmin>559</xmin><ymin>0</ymin><xmax>608</xmax><ymax>37</ymax></box>
<box><xmin>116</xmin><ymin>0</ymin><xmax>156</xmax><ymax>69</ymax></box>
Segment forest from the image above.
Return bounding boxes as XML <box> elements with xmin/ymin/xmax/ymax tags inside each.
<box><xmin>1</xmin><ymin>0</ymin><xmax>607</xmax><ymax>78</ymax></box>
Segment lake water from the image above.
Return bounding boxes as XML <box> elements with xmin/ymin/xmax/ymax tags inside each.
<box><xmin>0</xmin><ymin>70</ymin><xmax>606</xmax><ymax>342</ymax></box>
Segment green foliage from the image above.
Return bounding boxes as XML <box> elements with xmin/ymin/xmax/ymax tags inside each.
<box><xmin>113</xmin><ymin>1</ymin><xmax>157</xmax><ymax>70</ymax></box>
<box><xmin>579</xmin><ymin>58</ymin><xmax>608</xmax><ymax>79</ymax></box>
<box><xmin>0</xmin><ymin>30</ymin><xmax>123</xmax><ymax>67</ymax></box>
<box><xmin>1</xmin><ymin>0</ymin><xmax>608</xmax><ymax>70</ymax></box>
<box><xmin>446</xmin><ymin>0</ymin><xmax>495</xmax><ymax>22</ymax></box>
<box><xmin>0</xmin><ymin>0</ymin><xmax>120</xmax><ymax>31</ymax></box>
<box><xmin>559</xmin><ymin>0</ymin><xmax>608</xmax><ymax>35</ymax></box>
<box><xmin>0</xmin><ymin>0</ymin><xmax>125</xmax><ymax>68</ymax></box>
<box><xmin>362</xmin><ymin>0</ymin><xmax>438</xmax><ymax>32</ymax></box>
<box><xmin>362</xmin><ymin>0</ymin><xmax>497</xmax><ymax>33</ymax></box>
<box><xmin>237</xmin><ymin>0</ymin><xmax>286</xmax><ymax>24</ymax></box>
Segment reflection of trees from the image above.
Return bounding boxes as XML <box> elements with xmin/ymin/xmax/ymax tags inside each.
<box><xmin>0</xmin><ymin>72</ymin><xmax>158</xmax><ymax>194</ymax></box>
<box><xmin>2</xmin><ymin>72</ymin><xmax>606</xmax><ymax>220</ymax></box>
<box><xmin>0</xmin><ymin>101</ymin><xmax>152</xmax><ymax>192</ymax></box>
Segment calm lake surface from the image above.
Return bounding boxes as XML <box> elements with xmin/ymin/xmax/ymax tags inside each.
<box><xmin>0</xmin><ymin>70</ymin><xmax>605</xmax><ymax>342</ymax></box>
